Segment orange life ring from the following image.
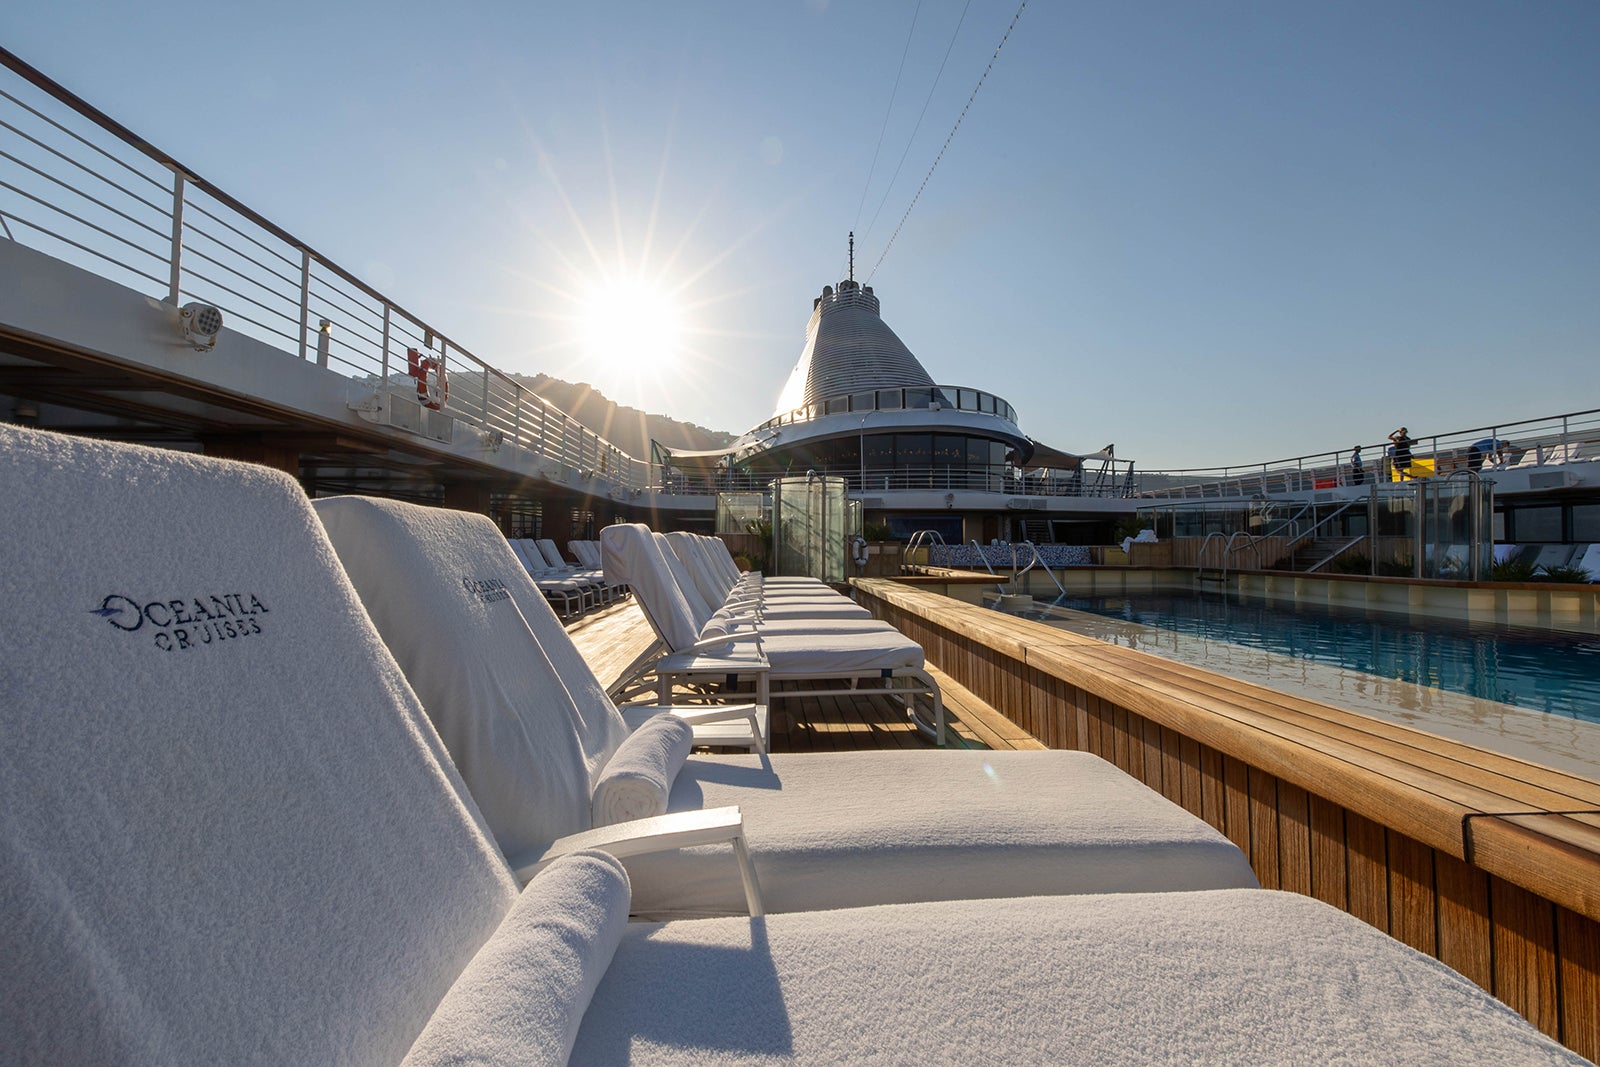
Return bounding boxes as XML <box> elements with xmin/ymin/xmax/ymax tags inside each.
<box><xmin>407</xmin><ymin>348</ymin><xmax>449</xmax><ymax>411</ymax></box>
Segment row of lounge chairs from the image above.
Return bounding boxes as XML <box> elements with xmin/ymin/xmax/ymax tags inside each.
<box><xmin>2</xmin><ymin>422</ymin><xmax>1585</xmax><ymax>1064</ymax></box>
<box><xmin>509</xmin><ymin>537</ymin><xmax>628</xmax><ymax>618</ymax></box>
<box><xmin>600</xmin><ymin>523</ymin><xmax>948</xmax><ymax>742</ymax></box>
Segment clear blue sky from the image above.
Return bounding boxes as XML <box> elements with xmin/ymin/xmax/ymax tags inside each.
<box><xmin>6</xmin><ymin>1</ymin><xmax>1598</xmax><ymax>468</ymax></box>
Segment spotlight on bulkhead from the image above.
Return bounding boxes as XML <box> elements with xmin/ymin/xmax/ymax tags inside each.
<box><xmin>178</xmin><ymin>302</ymin><xmax>224</xmax><ymax>350</ymax></box>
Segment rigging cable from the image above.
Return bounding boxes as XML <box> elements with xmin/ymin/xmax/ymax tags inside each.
<box><xmin>847</xmin><ymin>0</ymin><xmax>925</xmax><ymax>281</ymax></box>
<box><xmin>858</xmin><ymin>0</ymin><xmax>974</xmax><ymax>253</ymax></box>
<box><xmin>865</xmin><ymin>0</ymin><xmax>1026</xmax><ymax>284</ymax></box>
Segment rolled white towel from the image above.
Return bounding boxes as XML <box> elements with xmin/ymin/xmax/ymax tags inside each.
<box><xmin>591</xmin><ymin>715</ymin><xmax>694</xmax><ymax>826</ymax></box>
<box><xmin>403</xmin><ymin>850</ymin><xmax>631</xmax><ymax>1066</ymax></box>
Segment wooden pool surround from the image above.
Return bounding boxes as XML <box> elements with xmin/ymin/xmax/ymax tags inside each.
<box><xmin>853</xmin><ymin>577</ymin><xmax>1600</xmax><ymax>1061</ymax></box>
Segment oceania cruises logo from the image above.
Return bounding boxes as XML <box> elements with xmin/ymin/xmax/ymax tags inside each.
<box><xmin>92</xmin><ymin>592</ymin><xmax>270</xmax><ymax>652</ymax></box>
<box><xmin>462</xmin><ymin>577</ymin><xmax>511</xmax><ymax>604</ymax></box>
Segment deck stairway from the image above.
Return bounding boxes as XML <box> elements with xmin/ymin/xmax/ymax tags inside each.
<box><xmin>1283</xmin><ymin>535</ymin><xmax>1363</xmax><ymax>573</ymax></box>
<box><xmin>1016</xmin><ymin>518</ymin><xmax>1052</xmax><ymax>543</ymax></box>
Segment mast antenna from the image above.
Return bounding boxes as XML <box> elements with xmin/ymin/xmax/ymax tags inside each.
<box><xmin>848</xmin><ymin>231</ymin><xmax>854</xmax><ymax>282</ymax></box>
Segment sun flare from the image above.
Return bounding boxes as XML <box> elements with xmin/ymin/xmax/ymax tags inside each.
<box><xmin>578</xmin><ymin>275</ymin><xmax>687</xmax><ymax>371</ymax></box>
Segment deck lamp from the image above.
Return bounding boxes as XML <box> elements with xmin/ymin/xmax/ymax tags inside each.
<box><xmin>178</xmin><ymin>302</ymin><xmax>223</xmax><ymax>350</ymax></box>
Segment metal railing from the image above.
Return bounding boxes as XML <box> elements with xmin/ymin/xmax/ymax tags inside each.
<box><xmin>657</xmin><ymin>463</ymin><xmax>1138</xmax><ymax>498</ymax></box>
<box><xmin>1133</xmin><ymin>407</ymin><xmax>1600</xmax><ymax>500</ymax></box>
<box><xmin>755</xmin><ymin>384</ymin><xmax>1019</xmax><ymax>433</ymax></box>
<box><xmin>0</xmin><ymin>48</ymin><xmax>648</xmax><ymax>490</ymax></box>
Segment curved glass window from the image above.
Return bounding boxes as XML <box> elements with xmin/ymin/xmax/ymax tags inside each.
<box><xmin>980</xmin><ymin>393</ymin><xmax>996</xmax><ymax>414</ymax></box>
<box><xmin>827</xmin><ymin>396</ymin><xmax>849</xmax><ymax>415</ymax></box>
<box><xmin>851</xmin><ymin>392</ymin><xmax>874</xmax><ymax>412</ymax></box>
<box><xmin>876</xmin><ymin>388</ymin><xmax>903</xmax><ymax>410</ymax></box>
<box><xmin>894</xmin><ymin>434</ymin><xmax>931</xmax><ymax>469</ymax></box>
<box><xmin>933</xmin><ymin>435</ymin><xmax>968</xmax><ymax>466</ymax></box>
<box><xmin>958</xmin><ymin>389</ymin><xmax>978</xmax><ymax>411</ymax></box>
<box><xmin>905</xmin><ymin>388</ymin><xmax>933</xmax><ymax>410</ymax></box>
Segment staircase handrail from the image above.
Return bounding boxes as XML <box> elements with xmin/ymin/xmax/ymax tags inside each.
<box><xmin>969</xmin><ymin>539</ymin><xmax>1009</xmax><ymax>594</ymax></box>
<box><xmin>1016</xmin><ymin>541</ymin><xmax>1067</xmax><ymax>596</ymax></box>
<box><xmin>902</xmin><ymin>529</ymin><xmax>946</xmax><ymax>574</ymax></box>
<box><xmin>1307</xmin><ymin>533</ymin><xmax>1368</xmax><ymax>574</ymax></box>
<box><xmin>1281</xmin><ymin>499</ymin><xmax>1359</xmax><ymax>554</ymax></box>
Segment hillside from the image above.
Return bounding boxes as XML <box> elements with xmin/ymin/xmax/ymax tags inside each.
<box><xmin>514</xmin><ymin>374</ymin><xmax>737</xmax><ymax>460</ymax></box>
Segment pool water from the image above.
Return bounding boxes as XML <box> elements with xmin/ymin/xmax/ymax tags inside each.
<box><xmin>1013</xmin><ymin>589</ymin><xmax>1600</xmax><ymax>725</ymax></box>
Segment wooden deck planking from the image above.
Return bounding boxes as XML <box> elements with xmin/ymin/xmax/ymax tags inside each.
<box><xmin>565</xmin><ymin>599</ymin><xmax>1042</xmax><ymax>752</ymax></box>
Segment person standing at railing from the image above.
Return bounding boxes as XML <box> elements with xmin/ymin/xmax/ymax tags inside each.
<box><xmin>1388</xmin><ymin>426</ymin><xmax>1414</xmax><ymax>480</ymax></box>
<box><xmin>1349</xmin><ymin>445</ymin><xmax>1365</xmax><ymax>486</ymax></box>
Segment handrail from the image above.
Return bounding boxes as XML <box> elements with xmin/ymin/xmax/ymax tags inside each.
<box><xmin>753</xmin><ymin>383</ymin><xmax>1020</xmax><ymax>433</ymax></box>
<box><xmin>1196</xmin><ymin>531</ymin><xmax>1264</xmax><ymax>580</ymax></box>
<box><xmin>902</xmin><ymin>529</ymin><xmax>946</xmax><ymax>574</ymax></box>
<box><xmin>1017</xmin><ymin>541</ymin><xmax>1067</xmax><ymax>596</ymax></box>
<box><xmin>968</xmin><ymin>539</ymin><xmax>1009</xmax><ymax>594</ymax></box>
<box><xmin>1308</xmin><ymin>534</ymin><xmax>1367</xmax><ymax>574</ymax></box>
<box><xmin>1281</xmin><ymin>499</ymin><xmax>1358</xmax><ymax>556</ymax></box>
<box><xmin>1133</xmin><ymin>407</ymin><xmax>1600</xmax><ymax>501</ymax></box>
<box><xmin>0</xmin><ymin>47</ymin><xmax>650</xmax><ymax>490</ymax></box>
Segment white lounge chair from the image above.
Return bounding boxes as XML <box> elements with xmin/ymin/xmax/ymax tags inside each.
<box><xmin>660</xmin><ymin>530</ymin><xmax>872</xmax><ymax>622</ymax></box>
<box><xmin>603</xmin><ymin>522</ymin><xmax>951</xmax><ymax>740</ymax></box>
<box><xmin>3</xmin><ymin>424</ymin><xmax>1583</xmax><ymax>1066</ymax></box>
<box><xmin>534</xmin><ymin>537</ymin><xmax>624</xmax><ymax>605</ymax></box>
<box><xmin>508</xmin><ymin>538</ymin><xmax>593</xmax><ymax>618</ymax></box>
<box><xmin>315</xmin><ymin>496</ymin><xmax>1261</xmax><ymax>918</ymax></box>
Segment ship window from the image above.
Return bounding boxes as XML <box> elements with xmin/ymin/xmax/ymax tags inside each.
<box><xmin>979</xmin><ymin>393</ymin><xmax>996</xmax><ymax>414</ymax></box>
<box><xmin>933</xmin><ymin>435</ymin><xmax>967</xmax><ymax>466</ymax></box>
<box><xmin>905</xmin><ymin>389</ymin><xmax>933</xmax><ymax>409</ymax></box>
<box><xmin>877</xmin><ymin>389</ymin><xmax>903</xmax><ymax>410</ymax></box>
<box><xmin>1511</xmin><ymin>505</ymin><xmax>1561</xmax><ymax>543</ymax></box>
<box><xmin>1573</xmin><ymin>504</ymin><xmax>1600</xmax><ymax>541</ymax></box>
<box><xmin>827</xmin><ymin>396</ymin><xmax>849</xmax><ymax>415</ymax></box>
<box><xmin>851</xmin><ymin>392</ymin><xmax>874</xmax><ymax>412</ymax></box>
<box><xmin>862</xmin><ymin>433</ymin><xmax>894</xmax><ymax>469</ymax></box>
<box><xmin>958</xmin><ymin>389</ymin><xmax>978</xmax><ymax>411</ymax></box>
<box><xmin>894</xmin><ymin>434</ymin><xmax>931</xmax><ymax>468</ymax></box>
<box><xmin>813</xmin><ymin>438</ymin><xmax>859</xmax><ymax>469</ymax></box>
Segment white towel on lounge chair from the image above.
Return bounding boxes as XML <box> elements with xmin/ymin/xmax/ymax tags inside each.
<box><xmin>650</xmin><ymin>531</ymin><xmax>884</xmax><ymax>635</ymax></box>
<box><xmin>602</xmin><ymin>523</ymin><xmax>918</xmax><ymax>660</ymax></box>
<box><xmin>315</xmin><ymin>496</ymin><xmax>627</xmax><ymax>858</ymax></box>
<box><xmin>623</xmin><ymin>748</ymin><xmax>1255</xmax><ymax>916</ymax></box>
<box><xmin>591</xmin><ymin>715</ymin><xmax>694</xmax><ymax>826</ymax></box>
<box><xmin>570</xmin><ymin>888</ymin><xmax>1585</xmax><ymax>1066</ymax></box>
<box><xmin>312</xmin><ymin>498</ymin><xmax>1258</xmax><ymax>916</ymax></box>
<box><xmin>0</xmin><ymin>426</ymin><xmax>517</xmax><ymax>1065</ymax></box>
<box><xmin>404</xmin><ymin>850</ymin><xmax>630</xmax><ymax>1067</ymax></box>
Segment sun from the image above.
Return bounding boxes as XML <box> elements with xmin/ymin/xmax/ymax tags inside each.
<box><xmin>578</xmin><ymin>274</ymin><xmax>687</xmax><ymax>371</ymax></box>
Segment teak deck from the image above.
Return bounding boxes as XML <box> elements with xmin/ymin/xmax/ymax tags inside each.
<box><xmin>566</xmin><ymin>598</ymin><xmax>1043</xmax><ymax>752</ymax></box>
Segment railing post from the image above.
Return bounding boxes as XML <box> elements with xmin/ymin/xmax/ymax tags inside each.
<box><xmin>380</xmin><ymin>305</ymin><xmax>391</xmax><ymax>383</ymax></box>
<box><xmin>297</xmin><ymin>249</ymin><xmax>311</xmax><ymax>361</ymax></box>
<box><xmin>315</xmin><ymin>319</ymin><xmax>331</xmax><ymax>368</ymax></box>
<box><xmin>438</xmin><ymin>342</ymin><xmax>449</xmax><ymax>411</ymax></box>
<box><xmin>481</xmin><ymin>367</ymin><xmax>490</xmax><ymax>424</ymax></box>
<box><xmin>513</xmin><ymin>384</ymin><xmax>523</xmax><ymax>446</ymax></box>
<box><xmin>166</xmin><ymin>170</ymin><xmax>185</xmax><ymax>305</ymax></box>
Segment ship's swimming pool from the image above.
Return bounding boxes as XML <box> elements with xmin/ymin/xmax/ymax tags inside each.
<box><xmin>997</xmin><ymin>587</ymin><xmax>1600</xmax><ymax>778</ymax></box>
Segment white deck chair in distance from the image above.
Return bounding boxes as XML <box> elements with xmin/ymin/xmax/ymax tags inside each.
<box><xmin>3</xmin><ymin>424</ymin><xmax>1586</xmax><ymax>1067</ymax></box>
<box><xmin>603</xmin><ymin>522</ymin><xmax>949</xmax><ymax>741</ymax></box>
